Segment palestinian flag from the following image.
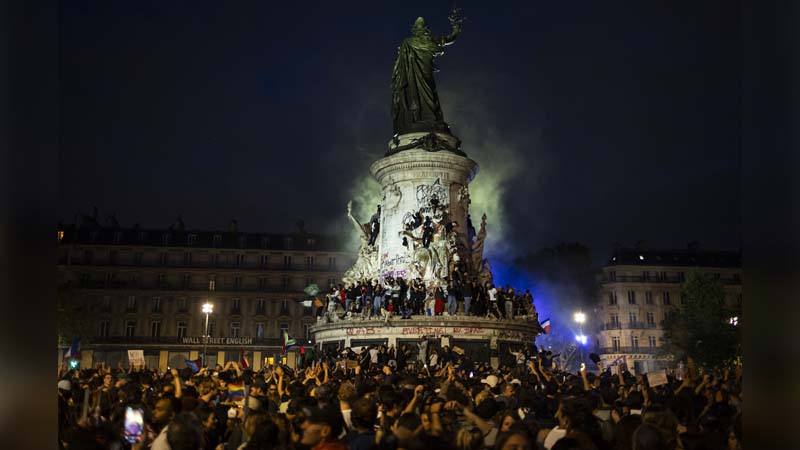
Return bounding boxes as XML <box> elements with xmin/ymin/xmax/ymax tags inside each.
<box><xmin>282</xmin><ymin>330</ymin><xmax>297</xmax><ymax>354</ymax></box>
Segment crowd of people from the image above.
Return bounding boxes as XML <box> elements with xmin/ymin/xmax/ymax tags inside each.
<box><xmin>58</xmin><ymin>346</ymin><xmax>742</xmax><ymax>450</ymax></box>
<box><xmin>318</xmin><ymin>277</ymin><xmax>538</xmax><ymax>322</ymax></box>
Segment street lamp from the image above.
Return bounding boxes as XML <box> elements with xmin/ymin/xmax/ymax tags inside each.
<box><xmin>574</xmin><ymin>311</ymin><xmax>587</xmax><ymax>368</ymax></box>
<box><xmin>202</xmin><ymin>302</ymin><xmax>214</xmax><ymax>367</ymax></box>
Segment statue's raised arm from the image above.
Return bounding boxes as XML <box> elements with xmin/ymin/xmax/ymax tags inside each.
<box><xmin>346</xmin><ymin>201</ymin><xmax>370</xmax><ymax>243</ymax></box>
<box><xmin>439</xmin><ymin>7</ymin><xmax>464</xmax><ymax>46</ymax></box>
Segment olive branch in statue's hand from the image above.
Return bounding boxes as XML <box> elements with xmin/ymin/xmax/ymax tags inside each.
<box><xmin>449</xmin><ymin>7</ymin><xmax>465</xmax><ymax>26</ymax></box>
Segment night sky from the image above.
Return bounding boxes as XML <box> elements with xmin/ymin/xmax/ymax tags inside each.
<box><xmin>58</xmin><ymin>0</ymin><xmax>741</xmax><ymax>267</ymax></box>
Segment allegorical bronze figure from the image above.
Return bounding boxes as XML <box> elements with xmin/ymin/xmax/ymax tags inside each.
<box><xmin>391</xmin><ymin>8</ymin><xmax>464</xmax><ymax>137</ymax></box>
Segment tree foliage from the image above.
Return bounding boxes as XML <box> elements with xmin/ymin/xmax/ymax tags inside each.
<box><xmin>661</xmin><ymin>270</ymin><xmax>741</xmax><ymax>368</ymax></box>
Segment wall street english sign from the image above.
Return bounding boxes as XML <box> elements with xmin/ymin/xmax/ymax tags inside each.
<box><xmin>180</xmin><ymin>337</ymin><xmax>254</xmax><ymax>346</ymax></box>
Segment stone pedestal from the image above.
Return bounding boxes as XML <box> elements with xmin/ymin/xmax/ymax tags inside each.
<box><xmin>370</xmin><ymin>136</ymin><xmax>478</xmax><ymax>281</ymax></box>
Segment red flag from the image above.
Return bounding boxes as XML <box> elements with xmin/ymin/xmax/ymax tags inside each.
<box><xmin>239</xmin><ymin>347</ymin><xmax>249</xmax><ymax>369</ymax></box>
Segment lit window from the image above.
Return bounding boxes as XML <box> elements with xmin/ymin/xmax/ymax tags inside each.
<box><xmin>255</xmin><ymin>323</ymin><xmax>265</xmax><ymax>338</ymax></box>
<box><xmin>230</xmin><ymin>322</ymin><xmax>241</xmax><ymax>337</ymax></box>
<box><xmin>177</xmin><ymin>321</ymin><xmax>187</xmax><ymax>338</ymax></box>
<box><xmin>150</xmin><ymin>321</ymin><xmax>161</xmax><ymax>338</ymax></box>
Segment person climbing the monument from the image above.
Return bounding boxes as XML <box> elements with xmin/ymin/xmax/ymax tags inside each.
<box><xmin>422</xmin><ymin>216</ymin><xmax>434</xmax><ymax>248</ymax></box>
<box><xmin>368</xmin><ymin>205</ymin><xmax>381</xmax><ymax>246</ymax></box>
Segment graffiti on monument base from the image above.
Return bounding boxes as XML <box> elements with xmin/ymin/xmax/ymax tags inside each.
<box><xmin>345</xmin><ymin>326</ymin><xmax>491</xmax><ymax>337</ymax></box>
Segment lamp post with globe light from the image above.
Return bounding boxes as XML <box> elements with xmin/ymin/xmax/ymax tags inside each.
<box><xmin>202</xmin><ymin>302</ymin><xmax>214</xmax><ymax>367</ymax></box>
<box><xmin>574</xmin><ymin>311</ymin><xmax>587</xmax><ymax>369</ymax></box>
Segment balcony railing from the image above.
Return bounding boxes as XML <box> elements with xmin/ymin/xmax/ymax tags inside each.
<box><xmin>65</xmin><ymin>260</ymin><xmax>344</xmax><ymax>273</ymax></box>
<box><xmin>90</xmin><ymin>336</ymin><xmax>284</xmax><ymax>346</ymax></box>
<box><xmin>598</xmin><ymin>346</ymin><xmax>660</xmax><ymax>355</ymax></box>
<box><xmin>602</xmin><ymin>275</ymin><xmax>740</xmax><ymax>285</ymax></box>
<box><xmin>72</xmin><ymin>280</ymin><xmax>302</xmax><ymax>294</ymax></box>
<box><xmin>600</xmin><ymin>322</ymin><xmax>659</xmax><ymax>331</ymax></box>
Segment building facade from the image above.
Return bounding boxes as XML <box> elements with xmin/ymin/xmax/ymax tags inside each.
<box><xmin>57</xmin><ymin>224</ymin><xmax>350</xmax><ymax>371</ymax></box>
<box><xmin>595</xmin><ymin>247</ymin><xmax>741</xmax><ymax>374</ymax></box>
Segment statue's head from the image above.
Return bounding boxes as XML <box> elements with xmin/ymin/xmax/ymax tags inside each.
<box><xmin>412</xmin><ymin>17</ymin><xmax>430</xmax><ymax>36</ymax></box>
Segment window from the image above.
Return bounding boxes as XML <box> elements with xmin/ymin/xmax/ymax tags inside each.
<box><xmin>282</xmin><ymin>277</ymin><xmax>290</xmax><ymax>291</ymax></box>
<box><xmin>306</xmin><ymin>256</ymin><xmax>314</xmax><ymax>270</ymax></box>
<box><xmin>230</xmin><ymin>322</ymin><xmax>241</xmax><ymax>337</ymax></box>
<box><xmin>260</xmin><ymin>255</ymin><xmax>268</xmax><ymax>268</ymax></box>
<box><xmin>680</xmin><ymin>293</ymin><xmax>686</xmax><ymax>305</ymax></box>
<box><xmin>138</xmin><ymin>231</ymin><xmax>147</xmax><ymax>243</ymax></box>
<box><xmin>157</xmin><ymin>273</ymin><xmax>166</xmax><ymax>286</ymax></box>
<box><xmin>642</xmin><ymin>271</ymin><xmax>650</xmax><ymax>281</ymax></box>
<box><xmin>234</xmin><ymin>254</ymin><xmax>243</xmax><ymax>268</ymax></box>
<box><xmin>649</xmin><ymin>336</ymin><xmax>657</xmax><ymax>348</ymax></box>
<box><xmin>284</xmin><ymin>256</ymin><xmax>292</xmax><ymax>269</ymax></box>
<box><xmin>177</xmin><ymin>321</ymin><xmax>187</xmax><ymax>338</ymax></box>
<box><xmin>628</xmin><ymin>312</ymin><xmax>637</xmax><ymax>325</ymax></box>
<box><xmin>150</xmin><ymin>321</ymin><xmax>161</xmax><ymax>338</ymax></box>
<box><xmin>659</xmin><ymin>271</ymin><xmax>667</xmax><ymax>281</ymax></box>
<box><xmin>609</xmin><ymin>313</ymin><xmax>619</xmax><ymax>327</ymax></box>
<box><xmin>177</xmin><ymin>297</ymin><xmax>188</xmax><ymax>312</ymax></box>
<box><xmin>304</xmin><ymin>323</ymin><xmax>311</xmax><ymax>340</ymax></box>
<box><xmin>188</xmin><ymin>234</ymin><xmax>197</xmax><ymax>246</ymax></box>
<box><xmin>184</xmin><ymin>252</ymin><xmax>192</xmax><ymax>266</ymax></box>
<box><xmin>89</xmin><ymin>231</ymin><xmax>98</xmax><ymax>242</ymax></box>
<box><xmin>213</xmin><ymin>234</ymin><xmax>222</xmax><ymax>247</ymax></box>
<box><xmin>238</xmin><ymin>236</ymin><xmax>247</xmax><ymax>248</ymax></box>
<box><xmin>306</xmin><ymin>277</ymin><xmax>313</xmax><ymax>287</ymax></box>
<box><xmin>631</xmin><ymin>336</ymin><xmax>639</xmax><ymax>350</ymax></box>
<box><xmin>152</xmin><ymin>296</ymin><xmax>162</xmax><ymax>313</ymax></box>
<box><xmin>285</xmin><ymin>237</ymin><xmax>293</xmax><ymax>249</ymax></box>
<box><xmin>160</xmin><ymin>252</ymin><xmax>168</xmax><ymax>265</ymax></box>
<box><xmin>105</xmin><ymin>273</ymin><xmax>113</xmax><ymax>286</ymax></box>
<box><xmin>609</xmin><ymin>271</ymin><xmax>616</xmax><ymax>281</ymax></box>
<box><xmin>130</xmin><ymin>273</ymin><xmax>139</xmax><ymax>285</ymax></box>
<box><xmin>84</xmin><ymin>250</ymin><xmax>93</xmax><ymax>264</ymax></box>
<box><xmin>646</xmin><ymin>312</ymin><xmax>655</xmax><ymax>327</ymax></box>
<box><xmin>258</xmin><ymin>277</ymin><xmax>267</xmax><ymax>291</ymax></box>
<box><xmin>608</xmin><ymin>291</ymin><xmax>618</xmax><ymax>306</ymax></box>
<box><xmin>260</xmin><ymin>236</ymin><xmax>270</xmax><ymax>249</ymax></box>
<box><xmin>736</xmin><ymin>293</ymin><xmax>742</xmax><ymax>307</ymax></box>
<box><xmin>125</xmin><ymin>320</ymin><xmax>136</xmax><ymax>338</ymax></box>
<box><xmin>256</xmin><ymin>299</ymin><xmax>266</xmax><ymax>315</ymax></box>
<box><xmin>645</xmin><ymin>291</ymin><xmax>653</xmax><ymax>305</ymax></box>
<box><xmin>234</xmin><ymin>276</ymin><xmax>242</xmax><ymax>289</ymax></box>
<box><xmin>328</xmin><ymin>257</ymin><xmax>336</xmax><ymax>270</ymax></box>
<box><xmin>733</xmin><ymin>273</ymin><xmax>741</xmax><ymax>283</ymax></box>
<box><xmin>58</xmin><ymin>230</ymin><xmax>64</xmax><ymax>241</ymax></box>
<box><xmin>627</xmin><ymin>290</ymin><xmax>636</xmax><ymax>305</ymax></box>
<box><xmin>209</xmin><ymin>276</ymin><xmax>216</xmax><ymax>291</ymax></box>
<box><xmin>280</xmin><ymin>300</ymin><xmax>290</xmax><ymax>315</ymax></box>
<box><xmin>611</xmin><ymin>336</ymin><xmax>620</xmax><ymax>351</ymax></box>
<box><xmin>327</xmin><ymin>278</ymin><xmax>337</xmax><ymax>288</ymax></box>
<box><xmin>211</xmin><ymin>254</ymin><xmax>219</xmax><ymax>266</ymax></box>
<box><xmin>255</xmin><ymin>322</ymin><xmax>265</xmax><ymax>339</ymax></box>
<box><xmin>279</xmin><ymin>323</ymin><xmax>289</xmax><ymax>335</ymax></box>
<box><xmin>161</xmin><ymin>233</ymin><xmax>171</xmax><ymax>246</ymax></box>
<box><xmin>102</xmin><ymin>296</ymin><xmax>111</xmax><ymax>312</ymax></box>
<box><xmin>113</xmin><ymin>231</ymin><xmax>122</xmax><ymax>244</ymax></box>
<box><xmin>134</xmin><ymin>252</ymin><xmax>143</xmax><ymax>265</ymax></box>
<box><xmin>127</xmin><ymin>296</ymin><xmax>137</xmax><ymax>312</ymax></box>
<box><xmin>678</xmin><ymin>272</ymin><xmax>685</xmax><ymax>282</ymax></box>
<box><xmin>109</xmin><ymin>250</ymin><xmax>119</xmax><ymax>265</ymax></box>
<box><xmin>232</xmin><ymin>298</ymin><xmax>241</xmax><ymax>313</ymax></box>
<box><xmin>662</xmin><ymin>291</ymin><xmax>671</xmax><ymax>305</ymax></box>
<box><xmin>99</xmin><ymin>320</ymin><xmax>110</xmax><ymax>338</ymax></box>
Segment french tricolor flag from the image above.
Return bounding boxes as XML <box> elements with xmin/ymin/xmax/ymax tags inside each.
<box><xmin>64</xmin><ymin>336</ymin><xmax>81</xmax><ymax>359</ymax></box>
<box><xmin>540</xmin><ymin>318</ymin><xmax>551</xmax><ymax>334</ymax></box>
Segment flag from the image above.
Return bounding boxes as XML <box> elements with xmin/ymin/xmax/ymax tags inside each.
<box><xmin>239</xmin><ymin>348</ymin><xmax>249</xmax><ymax>369</ymax></box>
<box><xmin>185</xmin><ymin>358</ymin><xmax>203</xmax><ymax>373</ymax></box>
<box><xmin>540</xmin><ymin>318</ymin><xmax>551</xmax><ymax>334</ymax></box>
<box><xmin>282</xmin><ymin>330</ymin><xmax>297</xmax><ymax>354</ymax></box>
<box><xmin>64</xmin><ymin>336</ymin><xmax>81</xmax><ymax>359</ymax></box>
<box><xmin>227</xmin><ymin>382</ymin><xmax>245</xmax><ymax>400</ymax></box>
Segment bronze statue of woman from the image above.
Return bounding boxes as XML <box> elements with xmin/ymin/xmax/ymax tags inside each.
<box><xmin>391</xmin><ymin>9</ymin><xmax>463</xmax><ymax>137</ymax></box>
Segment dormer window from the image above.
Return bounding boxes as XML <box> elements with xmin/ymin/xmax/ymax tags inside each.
<box><xmin>161</xmin><ymin>233</ymin><xmax>171</xmax><ymax>246</ymax></box>
<box><xmin>187</xmin><ymin>234</ymin><xmax>197</xmax><ymax>246</ymax></box>
<box><xmin>212</xmin><ymin>234</ymin><xmax>222</xmax><ymax>247</ymax></box>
